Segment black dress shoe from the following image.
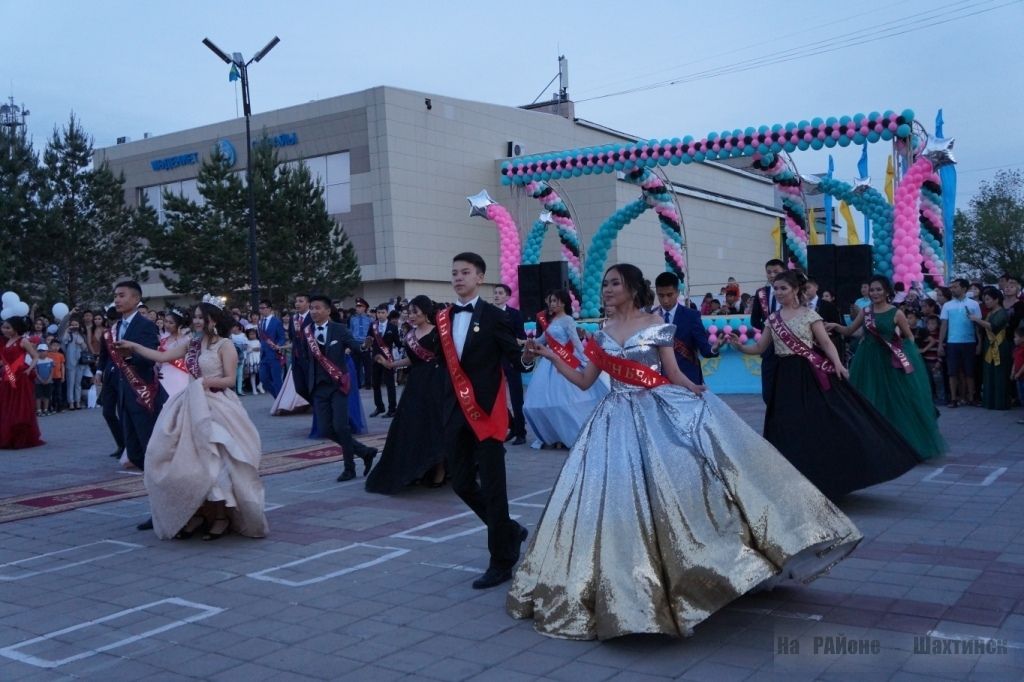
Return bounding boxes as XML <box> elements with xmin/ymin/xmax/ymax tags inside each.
<box><xmin>511</xmin><ymin>523</ymin><xmax>529</xmax><ymax>565</ymax></box>
<box><xmin>337</xmin><ymin>469</ymin><xmax>356</xmax><ymax>482</ymax></box>
<box><xmin>384</xmin><ymin>411</ymin><xmax>396</xmax><ymax>418</ymax></box>
<box><xmin>109</xmin><ymin>450</ymin><xmax>122</xmax><ymax>458</ymax></box>
<box><xmin>512</xmin><ymin>436</ymin><xmax>526</xmax><ymax>446</ymax></box>
<box><xmin>369</xmin><ymin>409</ymin><xmax>384</xmax><ymax>417</ymax></box>
<box><xmin>504</xmin><ymin>432</ymin><xmax>515</xmax><ymax>443</ymax></box>
<box><xmin>360</xmin><ymin>448</ymin><xmax>378</xmax><ymax>476</ymax></box>
<box><xmin>136</xmin><ymin>518</ymin><xmax>154</xmax><ymax>531</ymax></box>
<box><xmin>472</xmin><ymin>567</ymin><xmax>513</xmax><ymax>589</ymax></box>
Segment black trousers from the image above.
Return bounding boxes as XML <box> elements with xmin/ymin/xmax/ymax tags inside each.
<box><xmin>121</xmin><ymin>401</ymin><xmax>158</xmax><ymax>470</ymax></box>
<box><xmin>371</xmin><ymin>362</ymin><xmax>396</xmax><ymax>412</ymax></box>
<box><xmin>444</xmin><ymin>412</ymin><xmax>520</xmax><ymax>570</ymax></box>
<box><xmin>312</xmin><ymin>382</ymin><xmax>369</xmax><ymax>473</ymax></box>
<box><xmin>100</xmin><ymin>380</ymin><xmax>124</xmax><ymax>453</ymax></box>
<box><xmin>759</xmin><ymin>345</ymin><xmax>778</xmax><ymax>405</ymax></box>
<box><xmin>503</xmin><ymin>363</ymin><xmax>526</xmax><ymax>438</ymax></box>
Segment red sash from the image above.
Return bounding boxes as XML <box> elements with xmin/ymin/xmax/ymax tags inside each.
<box><xmin>1</xmin><ymin>339</ymin><xmax>25</xmax><ymax>388</ymax></box>
<box><xmin>404</xmin><ymin>330</ymin><xmax>437</xmax><ymax>363</ymax></box>
<box><xmin>370</xmin><ymin>324</ymin><xmax>393</xmax><ymax>362</ymax></box>
<box><xmin>767</xmin><ymin>312</ymin><xmax>836</xmax><ymax>391</ymax></box>
<box><xmin>160</xmin><ymin>335</ymin><xmax>190</xmax><ymax>375</ymax></box>
<box><xmin>436</xmin><ymin>307</ymin><xmax>508</xmax><ymax>442</ymax></box>
<box><xmin>535</xmin><ymin>311</ymin><xmax>550</xmax><ymax>334</ymax></box>
<box><xmin>864</xmin><ymin>307</ymin><xmax>913</xmax><ymax>374</ymax></box>
<box><xmin>104</xmin><ymin>330</ymin><xmax>158</xmax><ymax>412</ymax></box>
<box><xmin>583</xmin><ymin>338</ymin><xmax>670</xmax><ymax>389</ymax></box>
<box><xmin>304</xmin><ymin>325</ymin><xmax>351</xmax><ymax>394</ymax></box>
<box><xmin>258</xmin><ymin>322</ymin><xmax>285</xmax><ymax>366</ymax></box>
<box><xmin>184</xmin><ymin>337</ymin><xmax>202</xmax><ymax>379</ymax></box>
<box><xmin>543</xmin><ymin>321</ymin><xmax>582</xmax><ymax>370</ymax></box>
<box><xmin>673</xmin><ymin>338</ymin><xmax>696</xmax><ymax>364</ymax></box>
<box><xmin>758</xmin><ymin>287</ymin><xmax>771</xmax><ymax>319</ymax></box>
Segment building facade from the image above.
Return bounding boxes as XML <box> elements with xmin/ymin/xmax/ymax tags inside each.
<box><xmin>95</xmin><ymin>86</ymin><xmax>784</xmax><ymax>311</ymax></box>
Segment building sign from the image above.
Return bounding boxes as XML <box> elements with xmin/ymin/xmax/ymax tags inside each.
<box><xmin>217</xmin><ymin>139</ymin><xmax>237</xmax><ymax>167</ymax></box>
<box><xmin>150</xmin><ymin>152</ymin><xmax>199</xmax><ymax>172</ymax></box>
<box><xmin>255</xmin><ymin>132</ymin><xmax>298</xmax><ymax>148</ymax></box>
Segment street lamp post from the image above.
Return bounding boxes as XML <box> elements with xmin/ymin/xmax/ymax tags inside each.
<box><xmin>202</xmin><ymin>36</ymin><xmax>280</xmax><ymax>312</ymax></box>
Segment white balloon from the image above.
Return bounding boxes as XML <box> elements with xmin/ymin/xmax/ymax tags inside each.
<box><xmin>52</xmin><ymin>302</ymin><xmax>70</xmax><ymax>321</ymax></box>
<box><xmin>12</xmin><ymin>301</ymin><xmax>29</xmax><ymax>317</ymax></box>
<box><xmin>1</xmin><ymin>291</ymin><xmax>19</xmax><ymax>306</ymax></box>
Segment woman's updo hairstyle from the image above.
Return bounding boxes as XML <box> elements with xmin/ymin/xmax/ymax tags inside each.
<box><xmin>408</xmin><ymin>295</ymin><xmax>437</xmax><ymax>324</ymax></box>
<box><xmin>606</xmin><ymin>263</ymin><xmax>655</xmax><ymax>311</ymax></box>
<box><xmin>772</xmin><ymin>269</ymin><xmax>807</xmax><ymax>303</ymax></box>
<box><xmin>869</xmin><ymin>275</ymin><xmax>895</xmax><ymax>302</ymax></box>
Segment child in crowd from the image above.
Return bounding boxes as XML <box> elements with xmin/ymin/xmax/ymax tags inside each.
<box><xmin>230</xmin><ymin>323</ymin><xmax>249</xmax><ymax>395</ymax></box>
<box><xmin>918</xmin><ymin>315</ymin><xmax>944</xmax><ymax>404</ymax></box>
<box><xmin>47</xmin><ymin>340</ymin><xmax>66</xmax><ymax>413</ymax></box>
<box><xmin>905</xmin><ymin>310</ymin><xmax>922</xmax><ymax>332</ymax></box>
<box><xmin>244</xmin><ymin>328</ymin><xmax>264</xmax><ymax>395</ymax></box>
<box><xmin>34</xmin><ymin>343</ymin><xmax>54</xmax><ymax>416</ymax></box>
<box><xmin>1013</xmin><ymin>327</ymin><xmax>1024</xmax><ymax>424</ymax></box>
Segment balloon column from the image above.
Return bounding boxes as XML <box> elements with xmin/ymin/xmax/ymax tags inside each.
<box><xmin>918</xmin><ymin>170</ymin><xmax>946</xmax><ymax>287</ymax></box>
<box><xmin>520</xmin><ymin>213</ymin><xmax>550</xmax><ymax>267</ymax></box>
<box><xmin>468</xmin><ymin>190</ymin><xmax>521</xmax><ymax>308</ymax></box>
<box><xmin>525</xmin><ymin>181</ymin><xmax>583</xmax><ymax>311</ymax></box>
<box><xmin>0</xmin><ymin>291</ymin><xmax>30</xmax><ymax>321</ymax></box>
<box><xmin>625</xmin><ymin>169</ymin><xmax>687</xmax><ymax>290</ymax></box>
<box><xmin>804</xmin><ymin>175</ymin><xmax>895</xmax><ymax>279</ymax></box>
<box><xmin>580</xmin><ymin>198</ymin><xmax>650</xmax><ymax>318</ymax></box>
<box><xmin>751</xmin><ymin>153</ymin><xmax>810</xmax><ymax>269</ymax></box>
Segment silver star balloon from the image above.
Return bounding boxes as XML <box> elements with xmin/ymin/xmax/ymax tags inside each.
<box><xmin>539</xmin><ymin>211</ymin><xmax>554</xmax><ymax>224</ymax></box>
<box><xmin>852</xmin><ymin>177</ymin><xmax>872</xmax><ymax>194</ymax></box>
<box><xmin>467</xmin><ymin>190</ymin><xmax>495</xmax><ymax>217</ymax></box>
<box><xmin>924</xmin><ymin>138</ymin><xmax>956</xmax><ymax>169</ymax></box>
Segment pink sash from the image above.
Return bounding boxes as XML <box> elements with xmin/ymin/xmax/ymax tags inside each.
<box><xmin>404</xmin><ymin>330</ymin><xmax>437</xmax><ymax>363</ymax></box>
<box><xmin>767</xmin><ymin>312</ymin><xmax>836</xmax><ymax>391</ymax></box>
<box><xmin>184</xmin><ymin>337</ymin><xmax>203</xmax><ymax>379</ymax></box>
<box><xmin>864</xmin><ymin>307</ymin><xmax>913</xmax><ymax>374</ymax></box>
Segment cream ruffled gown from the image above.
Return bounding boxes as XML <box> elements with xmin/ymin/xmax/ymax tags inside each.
<box><xmin>145</xmin><ymin>338</ymin><xmax>268</xmax><ymax>540</ymax></box>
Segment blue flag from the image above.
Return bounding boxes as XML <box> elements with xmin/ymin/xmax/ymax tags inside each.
<box><xmin>857</xmin><ymin>143</ymin><xmax>871</xmax><ymax>243</ymax></box>
<box><xmin>936</xmin><ymin>109</ymin><xmax>955</xmax><ymax>273</ymax></box>
<box><xmin>229</xmin><ymin>64</ymin><xmax>240</xmax><ymax>82</ymax></box>
<box><xmin>823</xmin><ymin>155</ymin><xmax>834</xmax><ymax>245</ymax></box>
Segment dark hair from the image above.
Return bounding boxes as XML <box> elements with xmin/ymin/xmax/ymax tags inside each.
<box><xmin>773</xmin><ymin>270</ymin><xmax>808</xmax><ymax>301</ymax></box>
<box><xmin>1015</xmin><ymin>326</ymin><xmax>1024</xmax><ymax>337</ymax></box>
<box><xmin>937</xmin><ymin>287</ymin><xmax>952</xmax><ymax>301</ymax></box>
<box><xmin>309</xmin><ymin>294</ymin><xmax>332</xmax><ymax>308</ymax></box>
<box><xmin>545</xmin><ymin>289</ymin><xmax>572</xmax><ymax>313</ymax></box>
<box><xmin>952</xmin><ymin>278</ymin><xmax>970</xmax><ymax>290</ymax></box>
<box><xmin>921</xmin><ymin>298</ymin><xmax>938</xmax><ymax>313</ymax></box>
<box><xmin>605</xmin><ymin>264</ymin><xmax>654</xmax><ymax>311</ymax></box>
<box><xmin>114</xmin><ymin>280</ymin><xmax>142</xmax><ymax>296</ymax></box>
<box><xmin>3</xmin><ymin>316</ymin><xmax>29</xmax><ymax>335</ymax></box>
<box><xmin>387</xmin><ymin>310</ymin><xmax>400</xmax><ymax>320</ymax></box>
<box><xmin>765</xmin><ymin>258</ymin><xmax>786</xmax><ymax>270</ymax></box>
<box><xmin>105</xmin><ymin>306</ymin><xmax>121</xmax><ymax>322</ymax></box>
<box><xmin>259</xmin><ymin>298</ymin><xmax>273</xmax><ymax>308</ymax></box>
<box><xmin>702</xmin><ymin>292</ymin><xmax>713</xmax><ymax>301</ymax></box>
<box><xmin>494</xmin><ymin>283</ymin><xmax>512</xmax><ymax>296</ymax></box>
<box><xmin>375</xmin><ymin>303</ymin><xmax>388</xmax><ymax>312</ymax></box>
<box><xmin>869</xmin><ymin>275</ymin><xmax>894</xmax><ymax>301</ymax></box>
<box><xmin>981</xmin><ymin>286</ymin><xmax>1003</xmax><ymax>305</ymax></box>
<box><xmin>1004</xmin><ymin>274</ymin><xmax>1021</xmax><ymax>285</ymax></box>
<box><xmin>165</xmin><ymin>307</ymin><xmax>190</xmax><ymax>328</ymax></box>
<box><xmin>925</xmin><ymin>314</ymin><xmax>940</xmax><ymax>325</ymax></box>
<box><xmin>453</xmin><ymin>252</ymin><xmax>486</xmax><ymax>274</ymax></box>
<box><xmin>408</xmin><ymin>295</ymin><xmax>436</xmax><ymax>324</ymax></box>
<box><xmin>196</xmin><ymin>303</ymin><xmax>233</xmax><ymax>338</ymax></box>
<box><xmin>654</xmin><ymin>272</ymin><xmax>680</xmax><ymax>289</ymax></box>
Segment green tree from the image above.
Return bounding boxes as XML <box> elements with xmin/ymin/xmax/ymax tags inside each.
<box><xmin>145</xmin><ymin>144</ymin><xmax>249</xmax><ymax>301</ymax></box>
<box><xmin>953</xmin><ymin>169</ymin><xmax>1024</xmax><ymax>280</ymax></box>
<box><xmin>252</xmin><ymin>142</ymin><xmax>361</xmax><ymax>301</ymax></box>
<box><xmin>0</xmin><ymin>113</ymin><xmax>41</xmax><ymax>292</ymax></box>
<box><xmin>37</xmin><ymin>114</ymin><xmax>149</xmax><ymax>307</ymax></box>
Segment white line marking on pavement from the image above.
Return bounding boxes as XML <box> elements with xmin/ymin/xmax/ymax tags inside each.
<box><xmin>246</xmin><ymin>543</ymin><xmax>408</xmax><ymax>587</ymax></box>
<box><xmin>264</xmin><ymin>502</ymin><xmax>284</xmax><ymax>512</ymax></box>
<box><xmin>420</xmin><ymin>561</ymin><xmax>483</xmax><ymax>574</ymax></box>
<box><xmin>731</xmin><ymin>607</ymin><xmax>823</xmax><ymax>621</ymax></box>
<box><xmin>921</xmin><ymin>465</ymin><xmax>1007</xmax><ymax>486</ymax></box>
<box><xmin>0</xmin><ymin>598</ymin><xmax>223</xmax><ymax>668</ymax></box>
<box><xmin>389</xmin><ymin>511</ymin><xmax>520</xmax><ymax>543</ymax></box>
<box><xmin>0</xmin><ymin>541</ymin><xmax>144</xmax><ymax>582</ymax></box>
<box><xmin>77</xmin><ymin>504</ymin><xmax>147</xmax><ymax>519</ymax></box>
<box><xmin>509</xmin><ymin>489</ymin><xmax>551</xmax><ymax>505</ymax></box>
<box><xmin>114</xmin><ymin>470</ymin><xmax>143</xmax><ymax>476</ymax></box>
<box><xmin>282</xmin><ymin>481</ymin><xmax>342</xmax><ymax>494</ymax></box>
<box><xmin>927</xmin><ymin>630</ymin><xmax>1024</xmax><ymax>650</ymax></box>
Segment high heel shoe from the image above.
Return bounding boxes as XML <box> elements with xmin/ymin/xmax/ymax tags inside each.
<box><xmin>175</xmin><ymin>514</ymin><xmax>205</xmax><ymax>539</ymax></box>
<box><xmin>202</xmin><ymin>516</ymin><xmax>229</xmax><ymax>541</ymax></box>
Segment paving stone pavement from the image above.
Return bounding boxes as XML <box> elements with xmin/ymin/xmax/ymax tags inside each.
<box><xmin>1</xmin><ymin>390</ymin><xmax>1023</xmax><ymax>680</ymax></box>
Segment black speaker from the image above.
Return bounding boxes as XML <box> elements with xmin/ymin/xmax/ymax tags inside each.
<box><xmin>834</xmin><ymin>245</ymin><xmax>873</xmax><ymax>313</ymax></box>
<box><xmin>807</xmin><ymin>245</ymin><xmax>837</xmax><ymax>303</ymax></box>
<box><xmin>517</xmin><ymin>261</ymin><xmax>569</xmax><ymax>321</ymax></box>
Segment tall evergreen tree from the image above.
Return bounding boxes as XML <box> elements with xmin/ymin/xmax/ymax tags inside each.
<box><xmin>145</xmin><ymin>144</ymin><xmax>249</xmax><ymax>300</ymax></box>
<box><xmin>37</xmin><ymin>114</ymin><xmax>148</xmax><ymax>307</ymax></box>
<box><xmin>0</xmin><ymin>113</ymin><xmax>41</xmax><ymax>291</ymax></box>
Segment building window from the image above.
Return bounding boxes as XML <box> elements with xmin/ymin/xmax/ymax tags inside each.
<box><xmin>139</xmin><ymin>179</ymin><xmax>205</xmax><ymax>224</ymax></box>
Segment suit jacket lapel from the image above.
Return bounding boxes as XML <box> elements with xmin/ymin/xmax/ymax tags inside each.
<box><xmin>462</xmin><ymin>302</ymin><xmax>484</xmax><ymax>361</ymax></box>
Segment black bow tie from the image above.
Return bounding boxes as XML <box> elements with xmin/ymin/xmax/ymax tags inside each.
<box><xmin>451</xmin><ymin>302</ymin><xmax>474</xmax><ymax>314</ymax></box>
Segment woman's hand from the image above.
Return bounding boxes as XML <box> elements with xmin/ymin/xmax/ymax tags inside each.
<box><xmin>725</xmin><ymin>332</ymin><xmax>742</xmax><ymax>349</ymax></box>
<box><xmin>834</xmin><ymin>364</ymin><xmax>850</xmax><ymax>381</ymax></box>
<box><xmin>688</xmin><ymin>382</ymin><xmax>708</xmax><ymax>396</ymax></box>
<box><xmin>114</xmin><ymin>340</ymin><xmax>137</xmax><ymax>353</ymax></box>
<box><xmin>968</xmin><ymin>313</ymin><xmax>982</xmax><ymax>323</ymax></box>
<box><xmin>374</xmin><ymin>355</ymin><xmax>392</xmax><ymax>369</ymax></box>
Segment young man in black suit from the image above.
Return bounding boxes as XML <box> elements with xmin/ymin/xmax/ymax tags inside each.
<box><xmin>288</xmin><ymin>294</ymin><xmax>314</xmax><ymax>401</ymax></box>
<box><xmin>98</xmin><ymin>280</ymin><xmax>166</xmax><ymax>530</ymax></box>
<box><xmin>368</xmin><ymin>304</ymin><xmax>398</xmax><ymax>417</ymax></box>
<box><xmin>304</xmin><ymin>295</ymin><xmax>378</xmax><ymax>482</ymax></box>
<box><xmin>493</xmin><ymin>283</ymin><xmax>527</xmax><ymax>445</ymax></box>
<box><xmin>805</xmin><ymin>277</ymin><xmax>845</xmax><ymax>360</ymax></box>
<box><xmin>749</xmin><ymin>258</ymin><xmax>787</xmax><ymax>404</ymax></box>
<box><xmin>438</xmin><ymin>253</ymin><xmax>532</xmax><ymax>589</ymax></box>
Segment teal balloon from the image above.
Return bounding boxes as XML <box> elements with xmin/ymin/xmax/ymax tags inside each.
<box><xmin>897</xmin><ymin>124</ymin><xmax>911</xmax><ymax>138</ymax></box>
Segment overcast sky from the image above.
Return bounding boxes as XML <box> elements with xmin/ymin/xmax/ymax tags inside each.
<box><xmin>3</xmin><ymin>0</ymin><xmax>1021</xmax><ymax>209</ymax></box>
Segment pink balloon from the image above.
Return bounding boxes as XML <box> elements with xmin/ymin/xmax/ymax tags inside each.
<box><xmin>707</xmin><ymin>325</ymin><xmax>718</xmax><ymax>335</ymax></box>
<box><xmin>739</xmin><ymin>333</ymin><xmax>748</xmax><ymax>344</ymax></box>
<box><xmin>723</xmin><ymin>325</ymin><xmax>734</xmax><ymax>335</ymax></box>
<box><xmin>739</xmin><ymin>325</ymin><xmax>748</xmax><ymax>334</ymax></box>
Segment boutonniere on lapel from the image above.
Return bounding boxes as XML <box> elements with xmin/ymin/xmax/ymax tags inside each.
<box><xmin>473</xmin><ymin>322</ymin><xmax>480</xmax><ymax>333</ymax></box>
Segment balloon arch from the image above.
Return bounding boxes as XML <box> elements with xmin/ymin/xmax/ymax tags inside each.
<box><xmin>468</xmin><ymin>108</ymin><xmax>955</xmax><ymax>319</ymax></box>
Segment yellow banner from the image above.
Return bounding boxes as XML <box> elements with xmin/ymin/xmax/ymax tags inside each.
<box><xmin>840</xmin><ymin>201</ymin><xmax>859</xmax><ymax>245</ymax></box>
<box><xmin>807</xmin><ymin>207</ymin><xmax>819</xmax><ymax>245</ymax></box>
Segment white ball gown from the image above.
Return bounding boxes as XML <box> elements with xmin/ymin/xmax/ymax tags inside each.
<box><xmin>507</xmin><ymin>323</ymin><xmax>862</xmax><ymax>640</ymax></box>
<box><xmin>144</xmin><ymin>338</ymin><xmax>268</xmax><ymax>540</ymax></box>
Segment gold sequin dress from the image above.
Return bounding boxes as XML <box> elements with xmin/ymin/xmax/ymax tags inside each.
<box><xmin>506</xmin><ymin>323</ymin><xmax>861</xmax><ymax>640</ymax></box>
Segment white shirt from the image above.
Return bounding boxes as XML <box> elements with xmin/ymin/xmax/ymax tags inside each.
<box><xmin>261</xmin><ymin>313</ymin><xmax>276</xmax><ymax>330</ymax></box>
<box><xmin>314</xmin><ymin>322</ymin><xmax>329</xmax><ymax>344</ymax></box>
<box><xmin>452</xmin><ymin>296</ymin><xmax>479</xmax><ymax>359</ymax></box>
<box><xmin>118</xmin><ymin>311</ymin><xmax>139</xmax><ymax>340</ymax></box>
<box><xmin>659</xmin><ymin>304</ymin><xmax>679</xmax><ymax>323</ymax></box>
<box><xmin>806</xmin><ymin>295</ymin><xmax>819</xmax><ymax>310</ymax></box>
